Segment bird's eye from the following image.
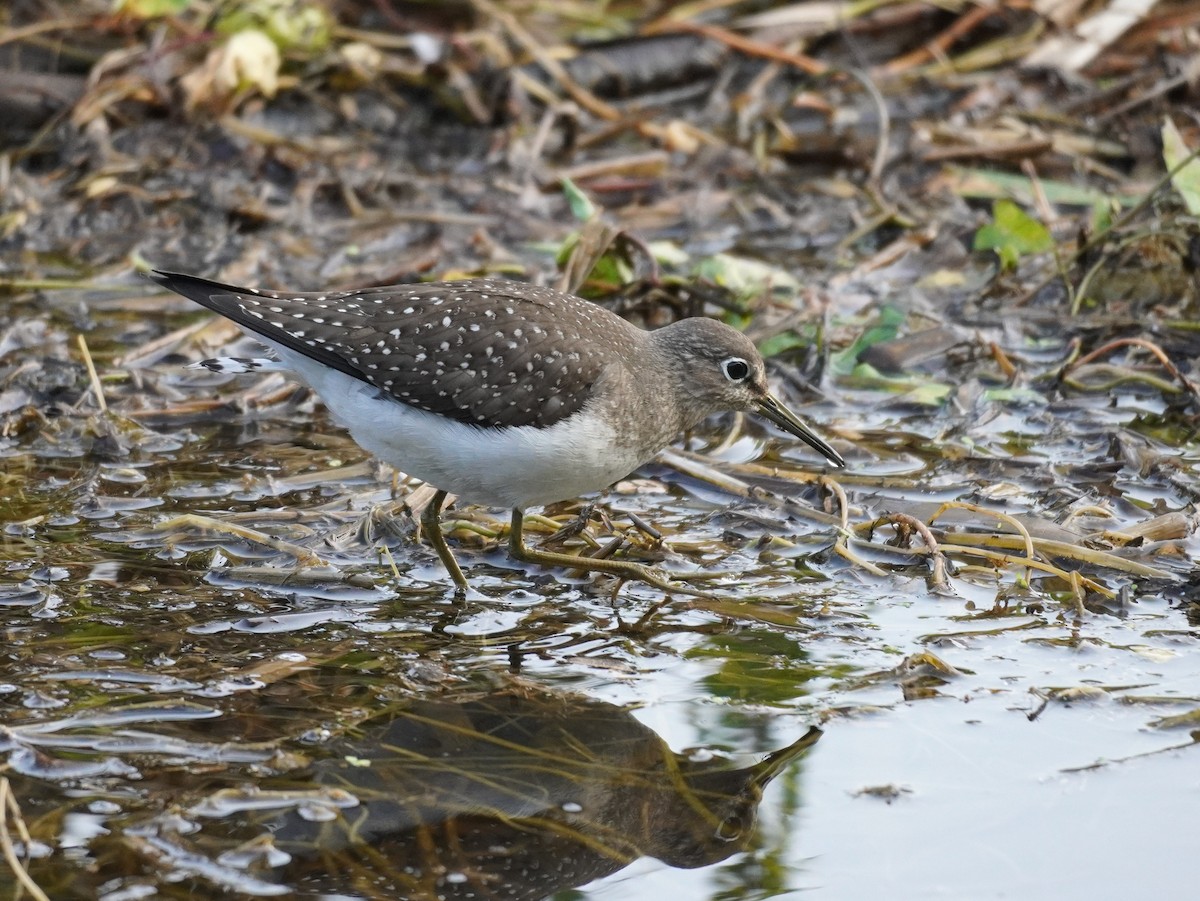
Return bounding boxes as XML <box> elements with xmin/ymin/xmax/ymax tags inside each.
<box><xmin>722</xmin><ymin>358</ymin><xmax>750</xmax><ymax>382</ymax></box>
<box><xmin>715</xmin><ymin>814</ymin><xmax>745</xmax><ymax>841</ymax></box>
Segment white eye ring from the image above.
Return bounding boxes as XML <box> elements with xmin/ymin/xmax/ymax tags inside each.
<box><xmin>722</xmin><ymin>357</ymin><xmax>751</xmax><ymax>382</ymax></box>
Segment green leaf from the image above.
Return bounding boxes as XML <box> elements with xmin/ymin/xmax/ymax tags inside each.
<box><xmin>216</xmin><ymin>0</ymin><xmax>331</xmax><ymax>52</ymax></box>
<box><xmin>645</xmin><ymin>240</ymin><xmax>690</xmax><ymax>267</ymax></box>
<box><xmin>1161</xmin><ymin>117</ymin><xmax>1200</xmax><ymax>216</ymax></box>
<box><xmin>899</xmin><ymin>382</ymin><xmax>953</xmax><ymax>406</ymax></box>
<box><xmin>973</xmin><ymin>199</ymin><xmax>1052</xmax><ymax>270</ymax></box>
<box><xmin>948</xmin><ymin>167</ymin><xmax>1135</xmax><ymax>207</ymax></box>
<box><xmin>831</xmin><ymin>306</ymin><xmax>906</xmax><ymax>375</ymax></box>
<box><xmin>691</xmin><ymin>253</ymin><xmax>799</xmax><ymax>296</ymax></box>
<box><xmin>560</xmin><ymin>177</ymin><xmax>597</xmax><ymax>221</ymax></box>
<box><xmin>114</xmin><ymin>0</ymin><xmax>190</xmax><ymax>15</ymax></box>
<box><xmin>758</xmin><ymin>328</ymin><xmax>818</xmax><ymax>359</ymax></box>
<box><xmin>983</xmin><ymin>386</ymin><xmax>1046</xmax><ymax>406</ymax></box>
<box><xmin>841</xmin><ymin>361</ymin><xmax>951</xmax><ymax>405</ymax></box>
<box><xmin>1089</xmin><ymin>198</ymin><xmax>1114</xmax><ymax>237</ymax></box>
<box><xmin>582</xmin><ymin>251</ymin><xmax>631</xmax><ymax>288</ymax></box>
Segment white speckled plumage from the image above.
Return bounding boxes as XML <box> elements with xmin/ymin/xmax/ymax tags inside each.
<box><xmin>151</xmin><ymin>270</ymin><xmax>845</xmax><ymax>512</ymax></box>
<box><xmin>266</xmin><ymin>339</ymin><xmax>642</xmax><ymax>509</ymax></box>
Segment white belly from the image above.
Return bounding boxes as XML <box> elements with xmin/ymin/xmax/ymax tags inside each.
<box><xmin>273</xmin><ymin>344</ymin><xmax>645</xmax><ymax>509</ymax></box>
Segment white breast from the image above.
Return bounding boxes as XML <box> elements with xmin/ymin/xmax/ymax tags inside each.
<box><xmin>271</xmin><ymin>344</ymin><xmax>646</xmax><ymax>510</ymax></box>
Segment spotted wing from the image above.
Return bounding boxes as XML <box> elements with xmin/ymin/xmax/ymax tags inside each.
<box><xmin>150</xmin><ymin>271</ymin><xmax>629</xmax><ymax>429</ymax></box>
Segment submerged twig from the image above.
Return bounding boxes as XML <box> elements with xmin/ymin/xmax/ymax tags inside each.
<box><xmin>938</xmin><ymin>532</ymin><xmax>1171</xmax><ymax>581</ymax></box>
<box><xmin>880</xmin><ymin>513</ymin><xmax>950</xmax><ymax>590</ymax></box>
<box><xmin>928</xmin><ymin>501</ymin><xmax>1034</xmax><ymax>589</ymax></box>
<box><xmin>853</xmin><ymin>537</ymin><xmax>1116</xmax><ymax>598</ymax></box>
<box><xmin>154</xmin><ymin>514</ymin><xmax>327</xmax><ymax>566</ymax></box>
<box><xmin>659</xmin><ymin>447</ymin><xmax>841</xmax><ymax>525</ymax></box>
<box><xmin>0</xmin><ymin>777</ymin><xmax>51</xmax><ymax>901</ymax></box>
<box><xmin>1062</xmin><ymin>337</ymin><xmax>1200</xmax><ymax>407</ymax></box>
<box><xmin>823</xmin><ymin>475</ymin><xmax>886</xmax><ymax>575</ymax></box>
<box><xmin>76</xmin><ymin>333</ymin><xmax>107</xmax><ymax>414</ymax></box>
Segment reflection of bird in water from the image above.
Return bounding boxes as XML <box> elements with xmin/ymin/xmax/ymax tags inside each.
<box><xmin>169</xmin><ymin>685</ymin><xmax>821</xmax><ymax>899</ymax></box>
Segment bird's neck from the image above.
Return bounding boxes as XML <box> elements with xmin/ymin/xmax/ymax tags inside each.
<box><xmin>646</xmin><ymin>329</ymin><xmax>720</xmax><ymax>433</ymax></box>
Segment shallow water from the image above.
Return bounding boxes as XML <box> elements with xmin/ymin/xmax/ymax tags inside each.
<box><xmin>2</xmin><ymin>285</ymin><xmax>1195</xmax><ymax>898</ymax></box>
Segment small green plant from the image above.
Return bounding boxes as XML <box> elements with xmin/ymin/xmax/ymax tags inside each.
<box><xmin>973</xmin><ymin>199</ymin><xmax>1052</xmax><ymax>270</ymax></box>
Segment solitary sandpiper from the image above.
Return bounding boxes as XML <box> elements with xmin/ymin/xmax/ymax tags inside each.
<box><xmin>150</xmin><ymin>270</ymin><xmax>846</xmax><ymax>592</ymax></box>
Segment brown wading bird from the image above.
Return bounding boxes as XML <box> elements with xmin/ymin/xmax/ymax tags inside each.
<box><xmin>150</xmin><ymin>271</ymin><xmax>845</xmax><ymax>593</ymax></box>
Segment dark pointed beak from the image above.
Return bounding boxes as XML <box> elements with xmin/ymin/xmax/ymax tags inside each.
<box><xmin>754</xmin><ymin>393</ymin><xmax>846</xmax><ymax>467</ymax></box>
<box><xmin>747</xmin><ymin>726</ymin><xmax>824</xmax><ymax>791</ymax></box>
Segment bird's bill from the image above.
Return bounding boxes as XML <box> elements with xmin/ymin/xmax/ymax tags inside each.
<box><xmin>748</xmin><ymin>726</ymin><xmax>824</xmax><ymax>791</ymax></box>
<box><xmin>754</xmin><ymin>393</ymin><xmax>846</xmax><ymax>468</ymax></box>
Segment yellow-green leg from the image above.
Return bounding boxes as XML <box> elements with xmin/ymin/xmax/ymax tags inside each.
<box><xmin>422</xmin><ymin>489</ymin><xmax>468</xmax><ymax>595</ymax></box>
<box><xmin>507</xmin><ymin>507</ymin><xmax>705</xmax><ymax>594</ymax></box>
